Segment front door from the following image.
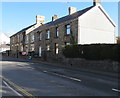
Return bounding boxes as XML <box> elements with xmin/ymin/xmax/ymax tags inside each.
<box><xmin>39</xmin><ymin>46</ymin><xmax>42</xmax><ymax>57</ymax></box>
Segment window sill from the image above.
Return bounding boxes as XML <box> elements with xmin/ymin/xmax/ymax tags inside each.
<box><xmin>54</xmin><ymin>37</ymin><xmax>59</xmax><ymax>38</ymax></box>
<box><xmin>65</xmin><ymin>34</ymin><xmax>71</xmax><ymax>36</ymax></box>
<box><xmin>46</xmin><ymin>38</ymin><xmax>50</xmax><ymax>40</ymax></box>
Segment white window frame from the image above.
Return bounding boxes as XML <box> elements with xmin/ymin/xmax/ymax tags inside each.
<box><xmin>20</xmin><ymin>35</ymin><xmax>23</xmax><ymax>41</ymax></box>
<box><xmin>47</xmin><ymin>45</ymin><xmax>50</xmax><ymax>51</ymax></box>
<box><xmin>26</xmin><ymin>35</ymin><xmax>28</xmax><ymax>42</ymax></box>
<box><xmin>39</xmin><ymin>46</ymin><xmax>42</xmax><ymax>57</ymax></box>
<box><xmin>66</xmin><ymin>24</ymin><xmax>71</xmax><ymax>35</ymax></box>
<box><xmin>40</xmin><ymin>32</ymin><xmax>42</xmax><ymax>40</ymax></box>
<box><xmin>31</xmin><ymin>34</ymin><xmax>34</xmax><ymax>41</ymax></box>
<box><xmin>20</xmin><ymin>45</ymin><xmax>23</xmax><ymax>52</ymax></box>
<box><xmin>55</xmin><ymin>43</ymin><xmax>59</xmax><ymax>54</ymax></box>
<box><xmin>56</xmin><ymin>27</ymin><xmax>59</xmax><ymax>37</ymax></box>
<box><xmin>46</xmin><ymin>30</ymin><xmax>50</xmax><ymax>39</ymax></box>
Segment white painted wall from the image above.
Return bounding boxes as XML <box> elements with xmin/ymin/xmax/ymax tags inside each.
<box><xmin>0</xmin><ymin>33</ymin><xmax>10</xmax><ymax>45</ymax></box>
<box><xmin>0</xmin><ymin>48</ymin><xmax>10</xmax><ymax>52</ymax></box>
<box><xmin>0</xmin><ymin>33</ymin><xmax>10</xmax><ymax>52</ymax></box>
<box><xmin>78</xmin><ymin>5</ymin><xmax>116</xmax><ymax>44</ymax></box>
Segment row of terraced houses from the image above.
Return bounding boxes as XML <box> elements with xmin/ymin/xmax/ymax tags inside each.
<box><xmin>10</xmin><ymin>0</ymin><xmax>116</xmax><ymax>61</ymax></box>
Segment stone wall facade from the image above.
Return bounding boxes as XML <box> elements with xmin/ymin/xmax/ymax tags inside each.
<box><xmin>10</xmin><ymin>32</ymin><xmax>25</xmax><ymax>53</ymax></box>
<box><xmin>33</xmin><ymin>19</ymin><xmax>78</xmax><ymax>60</ymax></box>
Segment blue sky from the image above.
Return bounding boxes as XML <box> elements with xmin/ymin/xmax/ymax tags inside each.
<box><xmin>1</xmin><ymin>2</ymin><xmax>118</xmax><ymax>37</ymax></box>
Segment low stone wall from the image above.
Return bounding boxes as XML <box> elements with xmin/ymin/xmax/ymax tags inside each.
<box><xmin>62</xmin><ymin>58</ymin><xmax>120</xmax><ymax>73</ymax></box>
<box><xmin>8</xmin><ymin>51</ymin><xmax>120</xmax><ymax>73</ymax></box>
<box><xmin>46</xmin><ymin>52</ymin><xmax>120</xmax><ymax>73</ymax></box>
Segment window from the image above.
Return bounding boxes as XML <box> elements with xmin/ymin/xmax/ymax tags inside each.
<box><xmin>65</xmin><ymin>24</ymin><xmax>71</xmax><ymax>35</ymax></box>
<box><xmin>18</xmin><ymin>35</ymin><xmax>19</xmax><ymax>42</ymax></box>
<box><xmin>31</xmin><ymin>34</ymin><xmax>34</xmax><ymax>41</ymax></box>
<box><xmin>3</xmin><ymin>41</ymin><xmax>6</xmax><ymax>44</ymax></box>
<box><xmin>47</xmin><ymin>45</ymin><xmax>50</xmax><ymax>51</ymax></box>
<box><xmin>11</xmin><ymin>38</ymin><xmax>13</xmax><ymax>43</ymax></box>
<box><xmin>26</xmin><ymin>36</ymin><xmax>28</xmax><ymax>42</ymax></box>
<box><xmin>13</xmin><ymin>37</ymin><xmax>15</xmax><ymax>43</ymax></box>
<box><xmin>55</xmin><ymin>27</ymin><xmax>59</xmax><ymax>37</ymax></box>
<box><xmin>65</xmin><ymin>42</ymin><xmax>70</xmax><ymax>45</ymax></box>
<box><xmin>40</xmin><ymin>33</ymin><xmax>42</xmax><ymax>40</ymax></box>
<box><xmin>55</xmin><ymin>43</ymin><xmax>58</xmax><ymax>54</ymax></box>
<box><xmin>39</xmin><ymin>46</ymin><xmax>42</xmax><ymax>57</ymax></box>
<box><xmin>20</xmin><ymin>45</ymin><xmax>23</xmax><ymax>52</ymax></box>
<box><xmin>31</xmin><ymin>44</ymin><xmax>34</xmax><ymax>51</ymax></box>
<box><xmin>20</xmin><ymin>35</ymin><xmax>23</xmax><ymax>41</ymax></box>
<box><xmin>46</xmin><ymin>30</ymin><xmax>50</xmax><ymax>39</ymax></box>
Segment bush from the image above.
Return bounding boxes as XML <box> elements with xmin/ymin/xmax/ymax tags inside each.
<box><xmin>62</xmin><ymin>44</ymin><xmax>120</xmax><ymax>61</ymax></box>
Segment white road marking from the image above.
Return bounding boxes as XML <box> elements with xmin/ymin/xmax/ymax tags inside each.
<box><xmin>43</xmin><ymin>70</ymin><xmax>47</xmax><ymax>72</ymax></box>
<box><xmin>112</xmin><ymin>88</ymin><xmax>120</xmax><ymax>93</ymax></box>
<box><xmin>53</xmin><ymin>73</ymin><xmax>81</xmax><ymax>82</ymax></box>
<box><xmin>30</xmin><ymin>63</ymin><xmax>34</xmax><ymax>64</ymax></box>
<box><xmin>43</xmin><ymin>70</ymin><xmax>81</xmax><ymax>82</ymax></box>
<box><xmin>3</xmin><ymin>80</ymin><xmax>23</xmax><ymax>96</ymax></box>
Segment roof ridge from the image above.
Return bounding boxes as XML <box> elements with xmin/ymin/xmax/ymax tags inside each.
<box><xmin>45</xmin><ymin>6</ymin><xmax>94</xmax><ymax>26</ymax></box>
<box><xmin>10</xmin><ymin>23</ymin><xmax>36</xmax><ymax>37</ymax></box>
<box><xmin>35</xmin><ymin>5</ymin><xmax>94</xmax><ymax>31</ymax></box>
<box><xmin>11</xmin><ymin>5</ymin><xmax>94</xmax><ymax>37</ymax></box>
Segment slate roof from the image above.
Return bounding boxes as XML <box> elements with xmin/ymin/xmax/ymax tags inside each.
<box><xmin>11</xmin><ymin>5</ymin><xmax>94</xmax><ymax>37</ymax></box>
<box><xmin>10</xmin><ymin>24</ymin><xmax>35</xmax><ymax>37</ymax></box>
<box><xmin>35</xmin><ymin>6</ymin><xmax>94</xmax><ymax>31</ymax></box>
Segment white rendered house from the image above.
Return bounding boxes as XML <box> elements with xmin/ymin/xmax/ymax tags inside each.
<box><xmin>78</xmin><ymin>0</ymin><xmax>116</xmax><ymax>44</ymax></box>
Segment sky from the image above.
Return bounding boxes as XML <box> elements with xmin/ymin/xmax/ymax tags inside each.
<box><xmin>1</xmin><ymin>1</ymin><xmax>119</xmax><ymax>37</ymax></box>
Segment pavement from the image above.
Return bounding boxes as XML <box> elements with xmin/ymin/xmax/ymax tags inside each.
<box><xmin>1</xmin><ymin>56</ymin><xmax>120</xmax><ymax>96</ymax></box>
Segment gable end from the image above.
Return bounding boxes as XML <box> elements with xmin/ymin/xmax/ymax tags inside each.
<box><xmin>98</xmin><ymin>6</ymin><xmax>116</xmax><ymax>27</ymax></box>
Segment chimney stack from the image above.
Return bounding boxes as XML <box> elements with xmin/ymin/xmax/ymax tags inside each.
<box><xmin>52</xmin><ymin>15</ymin><xmax>58</xmax><ymax>21</ymax></box>
<box><xmin>68</xmin><ymin>7</ymin><xmax>76</xmax><ymax>15</ymax></box>
<box><xmin>36</xmin><ymin>15</ymin><xmax>45</xmax><ymax>24</ymax></box>
<box><xmin>93</xmin><ymin>0</ymin><xmax>101</xmax><ymax>6</ymax></box>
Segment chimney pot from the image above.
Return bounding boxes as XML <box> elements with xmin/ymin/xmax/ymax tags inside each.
<box><xmin>52</xmin><ymin>15</ymin><xmax>58</xmax><ymax>21</ymax></box>
<box><xmin>93</xmin><ymin>0</ymin><xmax>101</xmax><ymax>6</ymax></box>
<box><xmin>36</xmin><ymin>15</ymin><xmax>45</xmax><ymax>24</ymax></box>
<box><xmin>69</xmin><ymin>7</ymin><xmax>76</xmax><ymax>15</ymax></box>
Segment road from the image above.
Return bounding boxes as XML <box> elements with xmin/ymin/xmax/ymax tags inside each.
<box><xmin>1</xmin><ymin>56</ymin><xmax>120</xmax><ymax>97</ymax></box>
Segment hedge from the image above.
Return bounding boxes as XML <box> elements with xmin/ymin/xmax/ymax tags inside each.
<box><xmin>62</xmin><ymin>44</ymin><xmax>120</xmax><ymax>61</ymax></box>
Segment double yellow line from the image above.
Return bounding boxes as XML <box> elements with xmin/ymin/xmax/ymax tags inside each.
<box><xmin>1</xmin><ymin>75</ymin><xmax>35</xmax><ymax>97</ymax></box>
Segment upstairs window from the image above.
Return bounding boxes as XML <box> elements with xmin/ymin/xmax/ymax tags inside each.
<box><xmin>26</xmin><ymin>36</ymin><xmax>28</xmax><ymax>42</ymax></box>
<box><xmin>12</xmin><ymin>38</ymin><xmax>15</xmax><ymax>43</ymax></box>
<box><xmin>20</xmin><ymin>45</ymin><xmax>23</xmax><ymax>52</ymax></box>
<box><xmin>20</xmin><ymin>35</ymin><xmax>23</xmax><ymax>41</ymax></box>
<box><xmin>17</xmin><ymin>35</ymin><xmax>19</xmax><ymax>42</ymax></box>
<box><xmin>55</xmin><ymin>27</ymin><xmax>59</xmax><ymax>37</ymax></box>
<box><xmin>31</xmin><ymin>34</ymin><xmax>34</xmax><ymax>41</ymax></box>
<box><xmin>46</xmin><ymin>30</ymin><xmax>50</xmax><ymax>39</ymax></box>
<box><xmin>65</xmin><ymin>24</ymin><xmax>71</xmax><ymax>35</ymax></box>
<box><xmin>40</xmin><ymin>32</ymin><xmax>42</xmax><ymax>41</ymax></box>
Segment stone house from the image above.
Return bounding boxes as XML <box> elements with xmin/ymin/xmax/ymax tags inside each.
<box><xmin>10</xmin><ymin>15</ymin><xmax>45</xmax><ymax>56</ymax></box>
<box><xmin>10</xmin><ymin>0</ymin><xmax>116</xmax><ymax>60</ymax></box>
